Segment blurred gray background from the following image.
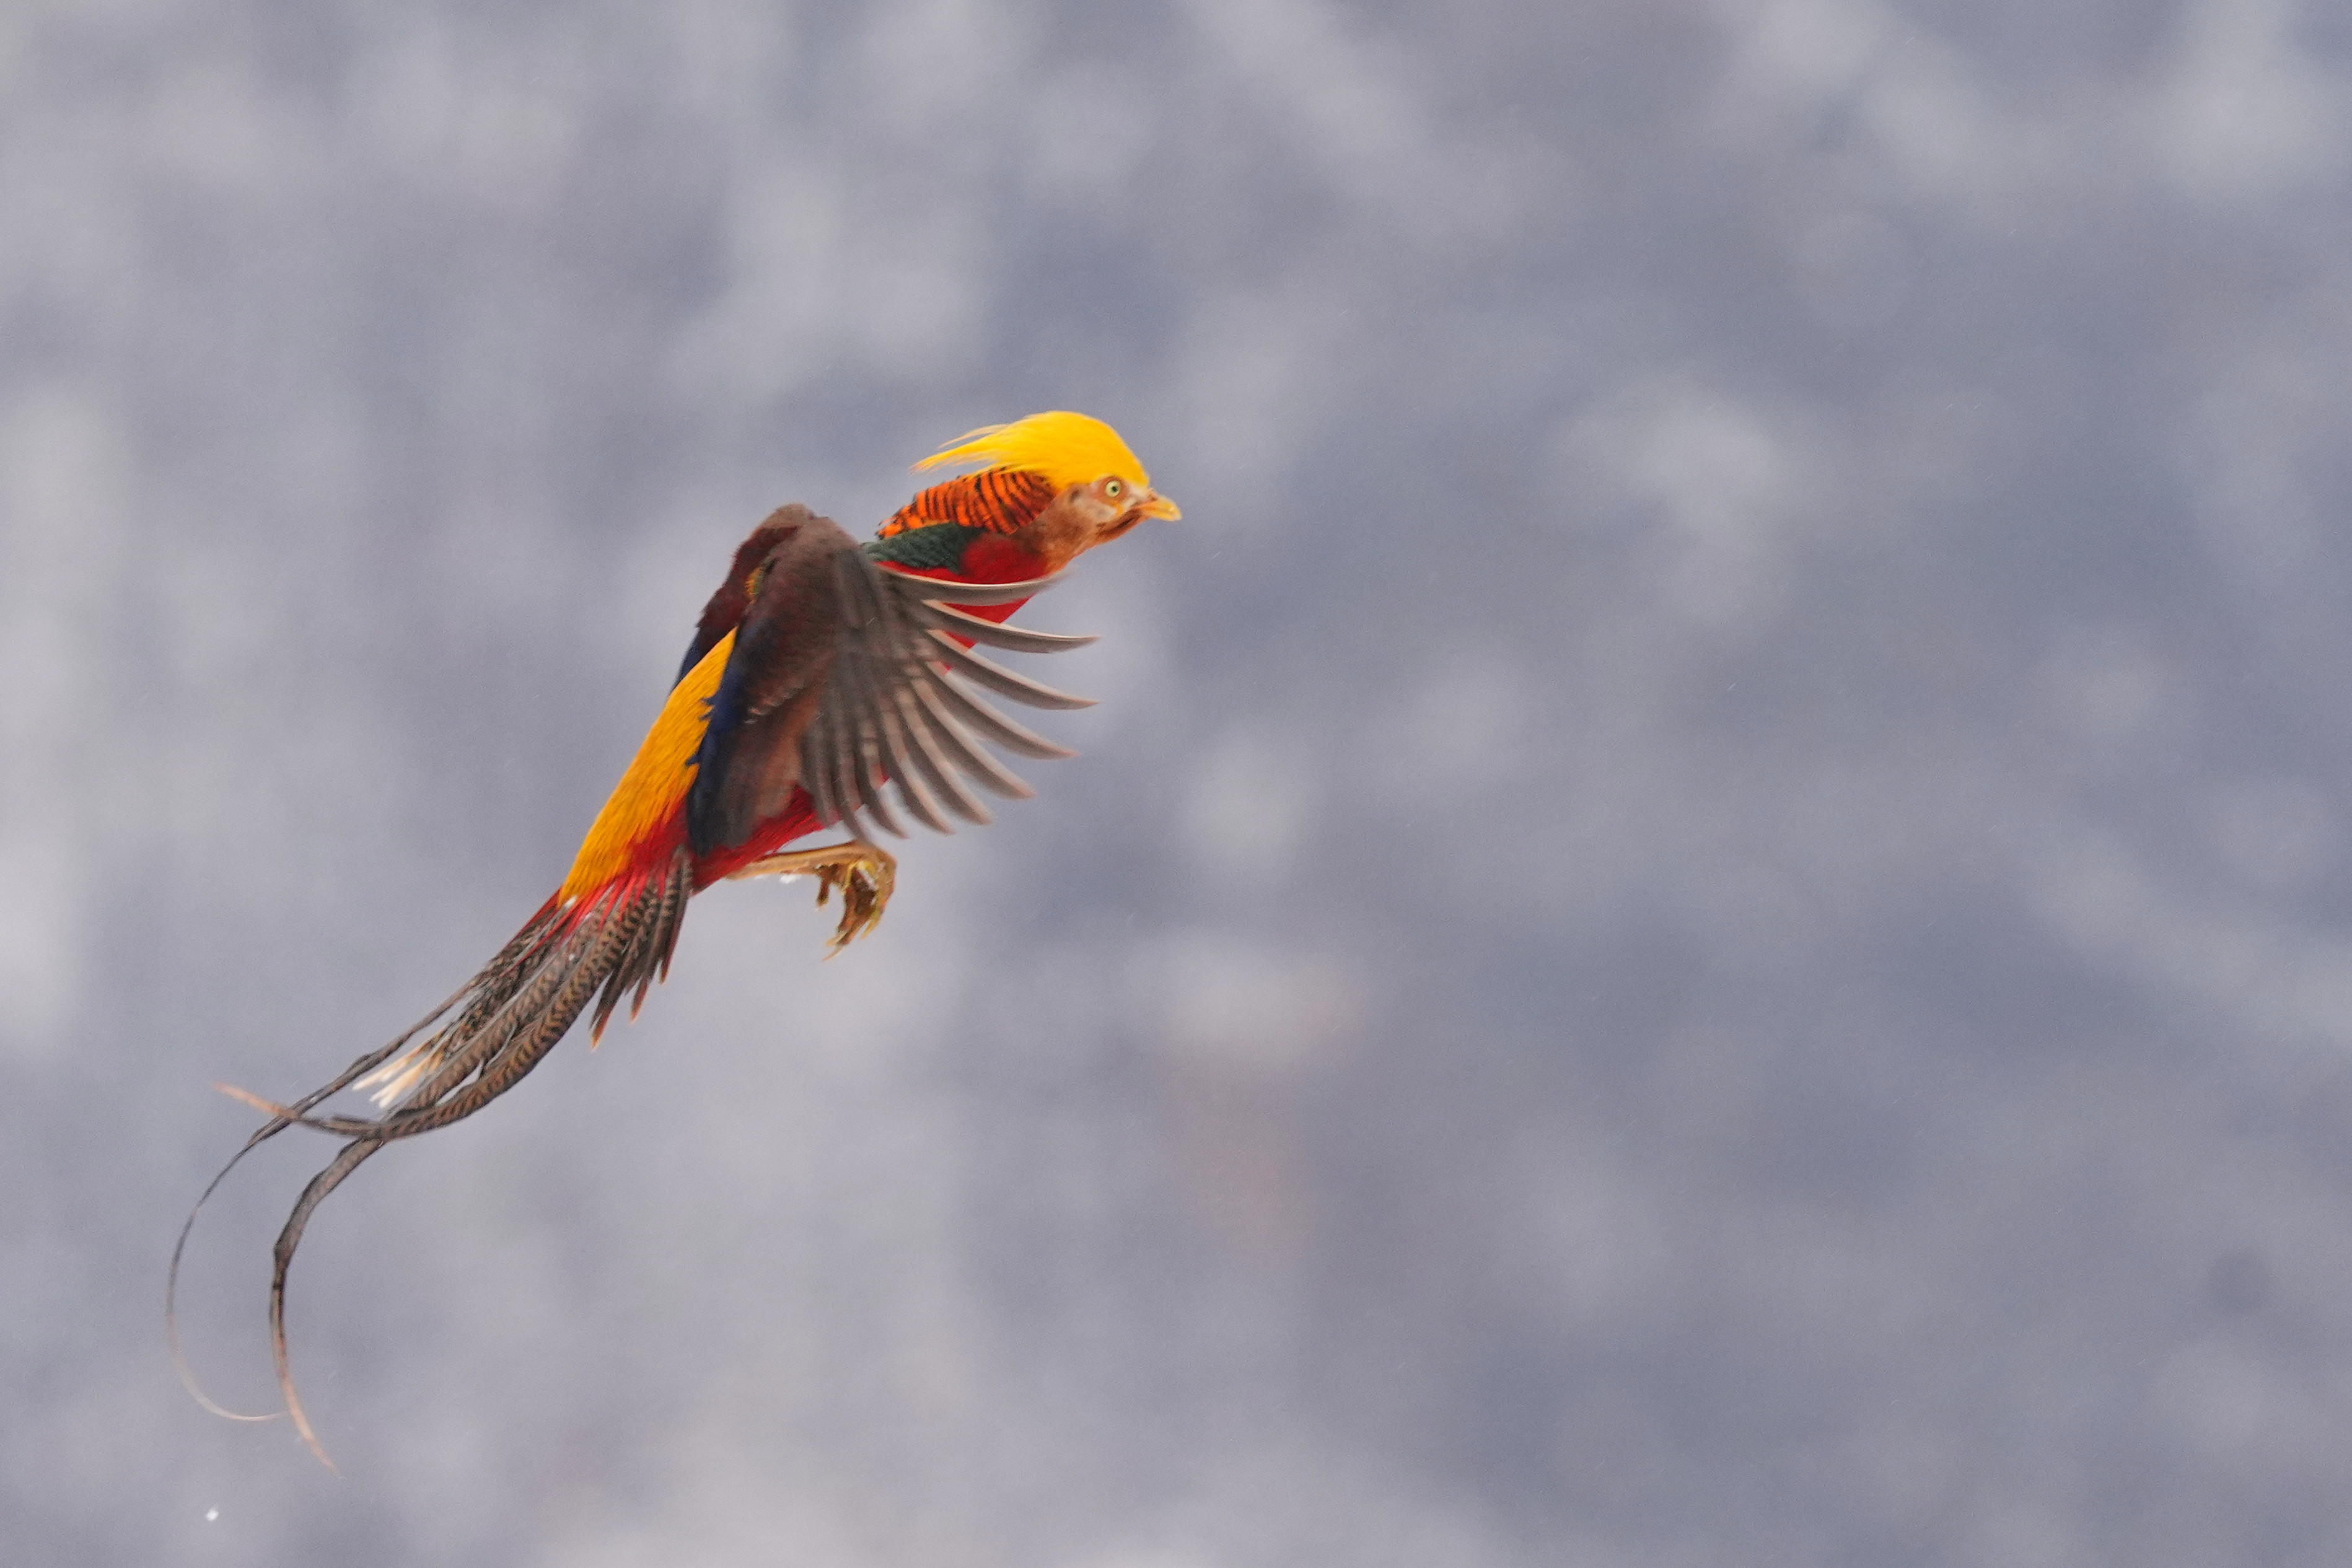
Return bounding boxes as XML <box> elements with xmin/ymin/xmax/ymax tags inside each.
<box><xmin>9</xmin><ymin>1</ymin><xmax>2352</xmax><ymax>1563</ymax></box>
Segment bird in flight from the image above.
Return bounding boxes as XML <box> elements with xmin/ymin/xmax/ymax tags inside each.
<box><xmin>171</xmin><ymin>411</ymin><xmax>1178</xmax><ymax>1463</ymax></box>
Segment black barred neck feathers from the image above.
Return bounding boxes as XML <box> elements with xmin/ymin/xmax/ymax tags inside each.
<box><xmin>875</xmin><ymin>468</ymin><xmax>1055</xmax><ymax>540</ymax></box>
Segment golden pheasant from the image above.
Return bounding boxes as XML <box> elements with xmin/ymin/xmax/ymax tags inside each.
<box><xmin>172</xmin><ymin>411</ymin><xmax>1177</xmax><ymax>1461</ymax></box>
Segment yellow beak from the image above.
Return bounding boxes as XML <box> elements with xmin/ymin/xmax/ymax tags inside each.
<box><xmin>1138</xmin><ymin>489</ymin><xmax>1181</xmax><ymax>521</ymax></box>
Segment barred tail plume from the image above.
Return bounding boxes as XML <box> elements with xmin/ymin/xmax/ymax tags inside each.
<box><xmin>168</xmin><ymin>849</ymin><xmax>693</xmax><ymax>1465</ymax></box>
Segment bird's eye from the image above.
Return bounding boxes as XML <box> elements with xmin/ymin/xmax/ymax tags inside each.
<box><xmin>1104</xmin><ymin>479</ymin><xmax>1123</xmax><ymax>499</ymax></box>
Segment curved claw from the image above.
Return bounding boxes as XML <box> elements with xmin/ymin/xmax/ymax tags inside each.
<box><xmin>725</xmin><ymin>839</ymin><xmax>899</xmax><ymax>952</ymax></box>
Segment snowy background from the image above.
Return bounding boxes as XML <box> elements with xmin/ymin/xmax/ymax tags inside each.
<box><xmin>11</xmin><ymin>1</ymin><xmax>2352</xmax><ymax>1563</ymax></box>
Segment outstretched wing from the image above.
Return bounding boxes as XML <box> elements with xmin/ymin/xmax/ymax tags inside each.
<box><xmin>685</xmin><ymin>523</ymin><xmax>1097</xmax><ymax>854</ymax></box>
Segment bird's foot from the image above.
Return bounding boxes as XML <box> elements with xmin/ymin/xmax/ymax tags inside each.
<box><xmin>725</xmin><ymin>840</ymin><xmax>898</xmax><ymax>953</ymax></box>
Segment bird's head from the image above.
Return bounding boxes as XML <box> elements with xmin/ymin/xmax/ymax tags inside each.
<box><xmin>915</xmin><ymin>410</ymin><xmax>1178</xmax><ymax>570</ymax></box>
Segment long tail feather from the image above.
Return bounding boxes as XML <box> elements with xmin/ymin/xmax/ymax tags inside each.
<box><xmin>353</xmin><ymin>903</ymin><xmax>569</xmax><ymax>1106</ymax></box>
<box><xmin>270</xmin><ymin>1137</ymin><xmax>382</xmax><ymax>1467</ymax></box>
<box><xmin>167</xmin><ymin>961</ymin><xmax>496</xmax><ymax>1424</ymax></box>
<box><xmin>180</xmin><ymin>849</ymin><xmax>693</xmax><ymax>1465</ymax></box>
<box><xmin>595</xmin><ymin>852</ymin><xmax>690</xmax><ymax>1040</ymax></box>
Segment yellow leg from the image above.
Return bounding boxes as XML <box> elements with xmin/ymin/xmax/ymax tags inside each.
<box><xmin>724</xmin><ymin>840</ymin><xmax>897</xmax><ymax>953</ymax></box>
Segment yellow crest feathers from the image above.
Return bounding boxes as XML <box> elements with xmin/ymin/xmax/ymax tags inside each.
<box><xmin>915</xmin><ymin>411</ymin><xmax>1151</xmax><ymax>493</ymax></box>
